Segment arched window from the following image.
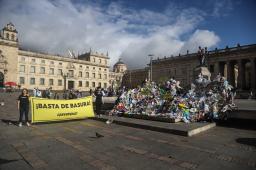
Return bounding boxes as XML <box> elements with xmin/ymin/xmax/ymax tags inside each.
<box><xmin>6</xmin><ymin>33</ymin><xmax>9</xmax><ymax>39</ymax></box>
<box><xmin>11</xmin><ymin>34</ymin><xmax>15</xmax><ymax>40</ymax></box>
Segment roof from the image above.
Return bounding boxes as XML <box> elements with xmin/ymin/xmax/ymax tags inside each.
<box><xmin>114</xmin><ymin>58</ymin><xmax>125</xmax><ymax>65</ymax></box>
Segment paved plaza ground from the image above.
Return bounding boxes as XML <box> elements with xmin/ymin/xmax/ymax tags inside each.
<box><xmin>0</xmin><ymin>92</ymin><xmax>256</xmax><ymax>170</ymax></box>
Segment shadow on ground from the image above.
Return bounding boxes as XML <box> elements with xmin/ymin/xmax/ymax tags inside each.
<box><xmin>236</xmin><ymin>138</ymin><xmax>256</xmax><ymax>147</ymax></box>
<box><xmin>0</xmin><ymin>158</ymin><xmax>19</xmax><ymax>165</ymax></box>
<box><xmin>1</xmin><ymin>119</ymin><xmax>18</xmax><ymax>126</ymax></box>
<box><xmin>216</xmin><ymin>118</ymin><xmax>256</xmax><ymax>130</ymax></box>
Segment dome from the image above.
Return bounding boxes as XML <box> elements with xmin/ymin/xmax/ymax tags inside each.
<box><xmin>114</xmin><ymin>58</ymin><xmax>125</xmax><ymax>66</ymax></box>
<box><xmin>113</xmin><ymin>58</ymin><xmax>127</xmax><ymax>73</ymax></box>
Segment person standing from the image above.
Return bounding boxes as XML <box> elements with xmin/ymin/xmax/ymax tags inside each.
<box><xmin>33</xmin><ymin>88</ymin><xmax>37</xmax><ymax>97</ymax></box>
<box><xmin>94</xmin><ymin>87</ymin><xmax>103</xmax><ymax>116</ymax></box>
<box><xmin>17</xmin><ymin>88</ymin><xmax>30</xmax><ymax>127</ymax></box>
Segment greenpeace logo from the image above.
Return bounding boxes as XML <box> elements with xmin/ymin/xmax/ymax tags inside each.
<box><xmin>57</xmin><ymin>112</ymin><xmax>78</xmax><ymax>117</ymax></box>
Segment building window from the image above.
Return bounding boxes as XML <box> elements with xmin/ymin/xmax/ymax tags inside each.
<box><xmin>19</xmin><ymin>65</ymin><xmax>25</xmax><ymax>72</ymax></box>
<box><xmin>50</xmin><ymin>61</ymin><xmax>54</xmax><ymax>65</ymax></box>
<box><xmin>104</xmin><ymin>83</ymin><xmax>107</xmax><ymax>88</ymax></box>
<box><xmin>181</xmin><ymin>68</ymin><xmax>186</xmax><ymax>74</ymax></box>
<box><xmin>59</xmin><ymin>62</ymin><xmax>62</xmax><ymax>65</ymax></box>
<box><xmin>92</xmin><ymin>82</ymin><xmax>95</xmax><ymax>87</ymax></box>
<box><xmin>92</xmin><ymin>73</ymin><xmax>95</xmax><ymax>78</ymax></box>
<box><xmin>41</xmin><ymin>60</ymin><xmax>45</xmax><ymax>64</ymax></box>
<box><xmin>98</xmin><ymin>82</ymin><xmax>101</xmax><ymax>87</ymax></box>
<box><xmin>86</xmin><ymin>81</ymin><xmax>89</xmax><ymax>87</ymax></box>
<box><xmin>79</xmin><ymin>65</ymin><xmax>82</xmax><ymax>68</ymax></box>
<box><xmin>93</xmin><ymin>67</ymin><xmax>95</xmax><ymax>70</ymax></box>
<box><xmin>19</xmin><ymin>77</ymin><xmax>25</xmax><ymax>84</ymax></box>
<box><xmin>40</xmin><ymin>67</ymin><xmax>45</xmax><ymax>74</ymax></box>
<box><xmin>31</xmin><ymin>58</ymin><xmax>36</xmax><ymax>63</ymax></box>
<box><xmin>93</xmin><ymin>58</ymin><xmax>96</xmax><ymax>62</ymax></box>
<box><xmin>68</xmin><ymin>70</ymin><xmax>74</xmax><ymax>77</ymax></box>
<box><xmin>49</xmin><ymin>68</ymin><xmax>54</xmax><ymax>75</ymax></box>
<box><xmin>58</xmin><ymin>79</ymin><xmax>62</xmax><ymax>86</ymax></box>
<box><xmin>40</xmin><ymin>78</ymin><xmax>45</xmax><ymax>85</ymax></box>
<box><xmin>104</xmin><ymin>69</ymin><xmax>107</xmax><ymax>71</ymax></box>
<box><xmin>79</xmin><ymin>71</ymin><xmax>82</xmax><ymax>77</ymax></box>
<box><xmin>98</xmin><ymin>74</ymin><xmax>102</xmax><ymax>79</ymax></box>
<box><xmin>104</xmin><ymin>74</ymin><xmax>107</xmax><ymax>79</ymax></box>
<box><xmin>79</xmin><ymin>81</ymin><xmax>82</xmax><ymax>87</ymax></box>
<box><xmin>99</xmin><ymin>68</ymin><xmax>101</xmax><ymax>70</ymax></box>
<box><xmin>99</xmin><ymin>59</ymin><xmax>101</xmax><ymax>63</ymax></box>
<box><xmin>30</xmin><ymin>66</ymin><xmax>36</xmax><ymax>73</ymax></box>
<box><xmin>11</xmin><ymin>34</ymin><xmax>15</xmax><ymax>40</ymax></box>
<box><xmin>58</xmin><ymin>69</ymin><xmax>62</xmax><ymax>75</ymax></box>
<box><xmin>30</xmin><ymin>78</ymin><xmax>35</xmax><ymax>85</ymax></box>
<box><xmin>210</xmin><ymin>65</ymin><xmax>214</xmax><ymax>73</ymax></box>
<box><xmin>85</xmin><ymin>72</ymin><xmax>89</xmax><ymax>78</ymax></box>
<box><xmin>49</xmin><ymin>79</ymin><xmax>54</xmax><ymax>86</ymax></box>
<box><xmin>6</xmin><ymin>33</ymin><xmax>9</xmax><ymax>39</ymax></box>
<box><xmin>86</xmin><ymin>66</ymin><xmax>89</xmax><ymax>69</ymax></box>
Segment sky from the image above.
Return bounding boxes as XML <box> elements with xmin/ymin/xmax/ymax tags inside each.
<box><xmin>0</xmin><ymin>0</ymin><xmax>255</xmax><ymax>69</ymax></box>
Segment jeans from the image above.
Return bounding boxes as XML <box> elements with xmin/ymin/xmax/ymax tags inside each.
<box><xmin>19</xmin><ymin>107</ymin><xmax>29</xmax><ymax>122</ymax></box>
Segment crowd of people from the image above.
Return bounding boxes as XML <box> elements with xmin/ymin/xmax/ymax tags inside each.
<box><xmin>108</xmin><ymin>73</ymin><xmax>237</xmax><ymax>123</ymax></box>
<box><xmin>33</xmin><ymin>87</ymin><xmax>85</xmax><ymax>99</ymax></box>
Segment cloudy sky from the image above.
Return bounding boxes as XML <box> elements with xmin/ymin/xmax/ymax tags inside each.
<box><xmin>0</xmin><ymin>0</ymin><xmax>255</xmax><ymax>69</ymax></box>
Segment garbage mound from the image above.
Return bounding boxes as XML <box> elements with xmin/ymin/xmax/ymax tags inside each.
<box><xmin>109</xmin><ymin>74</ymin><xmax>237</xmax><ymax>123</ymax></box>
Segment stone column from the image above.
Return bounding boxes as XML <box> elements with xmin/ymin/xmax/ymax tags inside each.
<box><xmin>227</xmin><ymin>61</ymin><xmax>235</xmax><ymax>86</ymax></box>
<box><xmin>237</xmin><ymin>59</ymin><xmax>245</xmax><ymax>89</ymax></box>
<box><xmin>218</xmin><ymin>62</ymin><xmax>225</xmax><ymax>77</ymax></box>
<box><xmin>250</xmin><ymin>58</ymin><xmax>256</xmax><ymax>91</ymax></box>
<box><xmin>214</xmin><ymin>62</ymin><xmax>220</xmax><ymax>78</ymax></box>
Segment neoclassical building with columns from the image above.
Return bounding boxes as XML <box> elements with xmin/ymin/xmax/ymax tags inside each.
<box><xmin>122</xmin><ymin>44</ymin><xmax>256</xmax><ymax>97</ymax></box>
<box><xmin>0</xmin><ymin>22</ymin><xmax>126</xmax><ymax>91</ymax></box>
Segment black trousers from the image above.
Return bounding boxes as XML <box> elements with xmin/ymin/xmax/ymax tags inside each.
<box><xmin>95</xmin><ymin>102</ymin><xmax>102</xmax><ymax>115</ymax></box>
<box><xmin>19</xmin><ymin>107</ymin><xmax>29</xmax><ymax>122</ymax></box>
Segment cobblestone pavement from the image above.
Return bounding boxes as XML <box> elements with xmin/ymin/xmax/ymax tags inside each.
<box><xmin>0</xmin><ymin>92</ymin><xmax>256</xmax><ymax>170</ymax></box>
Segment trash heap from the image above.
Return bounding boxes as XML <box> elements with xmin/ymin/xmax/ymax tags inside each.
<box><xmin>109</xmin><ymin>74</ymin><xmax>237</xmax><ymax>123</ymax></box>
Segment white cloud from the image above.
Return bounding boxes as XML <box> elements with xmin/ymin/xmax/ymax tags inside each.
<box><xmin>0</xmin><ymin>0</ymin><xmax>220</xmax><ymax>69</ymax></box>
<box><xmin>181</xmin><ymin>30</ymin><xmax>220</xmax><ymax>53</ymax></box>
<box><xmin>212</xmin><ymin>0</ymin><xmax>234</xmax><ymax>17</ymax></box>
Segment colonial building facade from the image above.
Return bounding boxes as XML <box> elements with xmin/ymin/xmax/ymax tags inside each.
<box><xmin>0</xmin><ymin>23</ymin><xmax>125</xmax><ymax>91</ymax></box>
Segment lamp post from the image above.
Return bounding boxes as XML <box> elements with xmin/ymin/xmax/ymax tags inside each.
<box><xmin>148</xmin><ymin>54</ymin><xmax>154</xmax><ymax>82</ymax></box>
<box><xmin>61</xmin><ymin>72</ymin><xmax>69</xmax><ymax>91</ymax></box>
<box><xmin>129</xmin><ymin>71</ymin><xmax>131</xmax><ymax>88</ymax></box>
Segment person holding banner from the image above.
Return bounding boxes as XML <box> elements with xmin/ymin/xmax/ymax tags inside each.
<box><xmin>17</xmin><ymin>88</ymin><xmax>30</xmax><ymax>127</ymax></box>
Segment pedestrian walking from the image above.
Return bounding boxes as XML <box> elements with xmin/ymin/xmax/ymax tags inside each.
<box><xmin>17</xmin><ymin>88</ymin><xmax>30</xmax><ymax>127</ymax></box>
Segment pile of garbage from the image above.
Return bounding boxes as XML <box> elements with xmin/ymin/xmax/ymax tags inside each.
<box><xmin>108</xmin><ymin>73</ymin><xmax>237</xmax><ymax>123</ymax></box>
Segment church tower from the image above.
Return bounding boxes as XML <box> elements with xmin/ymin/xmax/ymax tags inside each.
<box><xmin>0</xmin><ymin>22</ymin><xmax>18</xmax><ymax>42</ymax></box>
<box><xmin>0</xmin><ymin>23</ymin><xmax>19</xmax><ymax>85</ymax></box>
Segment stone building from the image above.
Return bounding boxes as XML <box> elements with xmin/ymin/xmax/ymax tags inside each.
<box><xmin>0</xmin><ymin>22</ymin><xmax>123</xmax><ymax>91</ymax></box>
<box><xmin>109</xmin><ymin>58</ymin><xmax>127</xmax><ymax>89</ymax></box>
<box><xmin>122</xmin><ymin>67</ymin><xmax>149</xmax><ymax>88</ymax></box>
<box><xmin>122</xmin><ymin>44</ymin><xmax>256</xmax><ymax>96</ymax></box>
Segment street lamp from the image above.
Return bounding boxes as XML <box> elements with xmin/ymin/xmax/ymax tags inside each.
<box><xmin>61</xmin><ymin>72</ymin><xmax>69</xmax><ymax>91</ymax></box>
<box><xmin>148</xmin><ymin>54</ymin><xmax>154</xmax><ymax>82</ymax></box>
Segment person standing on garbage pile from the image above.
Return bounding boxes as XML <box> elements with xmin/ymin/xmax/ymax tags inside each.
<box><xmin>33</xmin><ymin>88</ymin><xmax>37</xmax><ymax>97</ymax></box>
<box><xmin>95</xmin><ymin>87</ymin><xmax>103</xmax><ymax>116</ymax></box>
<box><xmin>17</xmin><ymin>88</ymin><xmax>30</xmax><ymax>127</ymax></box>
<box><xmin>36</xmin><ymin>89</ymin><xmax>42</xmax><ymax>97</ymax></box>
